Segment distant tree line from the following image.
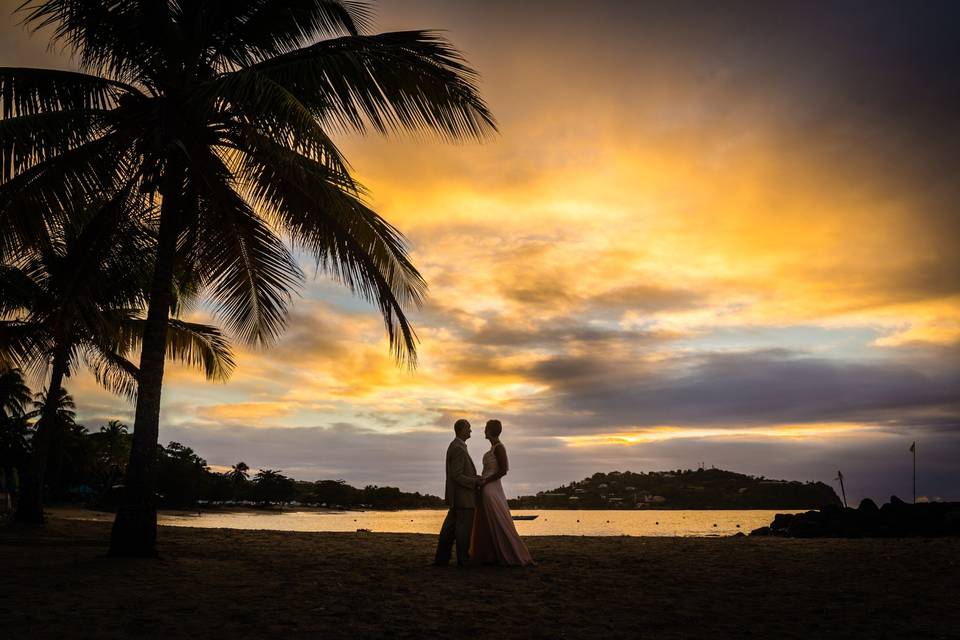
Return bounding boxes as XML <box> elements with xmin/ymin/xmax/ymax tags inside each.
<box><xmin>0</xmin><ymin>370</ymin><xmax>443</xmax><ymax>512</ymax></box>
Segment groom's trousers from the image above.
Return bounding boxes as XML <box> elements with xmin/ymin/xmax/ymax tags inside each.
<box><xmin>435</xmin><ymin>507</ymin><xmax>474</xmax><ymax>566</ymax></box>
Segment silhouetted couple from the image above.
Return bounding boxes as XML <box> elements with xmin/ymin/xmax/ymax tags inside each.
<box><xmin>434</xmin><ymin>419</ymin><xmax>534</xmax><ymax>567</ymax></box>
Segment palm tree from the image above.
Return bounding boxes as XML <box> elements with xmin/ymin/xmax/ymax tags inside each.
<box><xmin>25</xmin><ymin>385</ymin><xmax>79</xmax><ymax>498</ymax></box>
<box><xmin>0</xmin><ymin>368</ymin><xmax>32</xmax><ymax>500</ymax></box>
<box><xmin>3</xmin><ymin>0</ymin><xmax>495</xmax><ymax>556</ymax></box>
<box><xmin>227</xmin><ymin>461</ymin><xmax>250</xmax><ymax>484</ymax></box>
<box><xmin>225</xmin><ymin>461</ymin><xmax>251</xmax><ymax>501</ymax></box>
<box><xmin>252</xmin><ymin>468</ymin><xmax>295</xmax><ymax>505</ymax></box>
<box><xmin>0</xmin><ymin>414</ymin><xmax>30</xmax><ymax>496</ymax></box>
<box><xmin>89</xmin><ymin>420</ymin><xmax>132</xmax><ymax>490</ymax></box>
<box><xmin>93</xmin><ymin>420</ymin><xmax>131</xmax><ymax>472</ymax></box>
<box><xmin>27</xmin><ymin>386</ymin><xmax>77</xmax><ymax>426</ymax></box>
<box><xmin>1</xmin><ymin>210</ymin><xmax>236</xmax><ymax>523</ymax></box>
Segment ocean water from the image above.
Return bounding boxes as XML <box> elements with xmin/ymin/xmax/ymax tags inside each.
<box><xmin>142</xmin><ymin>508</ymin><xmax>793</xmax><ymax>537</ymax></box>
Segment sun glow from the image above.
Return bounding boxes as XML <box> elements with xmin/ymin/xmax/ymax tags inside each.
<box><xmin>559</xmin><ymin>423</ymin><xmax>875</xmax><ymax>447</ymax></box>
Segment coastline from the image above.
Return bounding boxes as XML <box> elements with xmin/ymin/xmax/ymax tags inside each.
<box><xmin>47</xmin><ymin>506</ymin><xmax>797</xmax><ymax>537</ymax></box>
<box><xmin>3</xmin><ymin>516</ymin><xmax>957</xmax><ymax>639</ymax></box>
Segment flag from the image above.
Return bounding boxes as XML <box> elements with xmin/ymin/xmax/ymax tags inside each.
<box><xmin>909</xmin><ymin>442</ymin><xmax>915</xmax><ymax>453</ymax></box>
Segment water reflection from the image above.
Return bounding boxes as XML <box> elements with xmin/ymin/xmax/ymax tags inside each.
<box><xmin>145</xmin><ymin>509</ymin><xmax>794</xmax><ymax>537</ymax></box>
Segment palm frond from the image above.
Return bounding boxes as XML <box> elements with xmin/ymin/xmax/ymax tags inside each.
<box><xmin>0</xmin><ymin>66</ymin><xmax>137</xmax><ymax>118</ymax></box>
<box><xmin>0</xmin><ymin>319</ymin><xmax>51</xmax><ymax>373</ymax></box>
<box><xmin>163</xmin><ymin>319</ymin><xmax>235</xmax><ymax>382</ymax></box>
<box><xmin>0</xmin><ymin>318</ymin><xmax>61</xmax><ymax>385</ymax></box>
<box><xmin>81</xmin><ymin>338</ymin><xmax>139</xmax><ymax>400</ymax></box>
<box><xmin>15</xmin><ymin>2</ymin><xmax>164</xmax><ymax>87</ymax></box>
<box><xmin>106</xmin><ymin>315</ymin><xmax>236</xmax><ymax>384</ymax></box>
<box><xmin>231</xmin><ymin>133</ymin><xmax>425</xmax><ymax>365</ymax></box>
<box><xmin>185</xmin><ymin>146</ymin><xmax>303</xmax><ymax>345</ymax></box>
<box><xmin>204</xmin><ymin>0</ymin><xmax>373</xmax><ymax>69</ymax></box>
<box><xmin>205</xmin><ymin>74</ymin><xmax>358</xmax><ymax>191</ymax></box>
<box><xmin>0</xmin><ymin>261</ymin><xmax>50</xmax><ymax>316</ymax></box>
<box><xmin>245</xmin><ymin>30</ymin><xmax>497</xmax><ymax>141</ymax></box>
<box><xmin>0</xmin><ymin>109</ymin><xmax>112</xmax><ymax>180</ymax></box>
<box><xmin>0</xmin><ymin>132</ymin><xmax>133</xmax><ymax>257</ymax></box>
<box><xmin>54</xmin><ymin>182</ymin><xmax>153</xmax><ymax>311</ymax></box>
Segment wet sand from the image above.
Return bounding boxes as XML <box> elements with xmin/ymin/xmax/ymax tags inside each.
<box><xmin>2</xmin><ymin>517</ymin><xmax>957</xmax><ymax>639</ymax></box>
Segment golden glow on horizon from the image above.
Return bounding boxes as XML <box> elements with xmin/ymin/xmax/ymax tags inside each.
<box><xmin>559</xmin><ymin>423</ymin><xmax>875</xmax><ymax>447</ymax></box>
<box><xmin>200</xmin><ymin>402</ymin><xmax>295</xmax><ymax>421</ymax></box>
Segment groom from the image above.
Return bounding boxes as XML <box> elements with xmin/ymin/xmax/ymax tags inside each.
<box><xmin>434</xmin><ymin>418</ymin><xmax>481</xmax><ymax>567</ymax></box>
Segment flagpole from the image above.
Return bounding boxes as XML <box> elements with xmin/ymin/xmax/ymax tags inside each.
<box><xmin>835</xmin><ymin>471</ymin><xmax>846</xmax><ymax>508</ymax></box>
<box><xmin>913</xmin><ymin>442</ymin><xmax>916</xmax><ymax>505</ymax></box>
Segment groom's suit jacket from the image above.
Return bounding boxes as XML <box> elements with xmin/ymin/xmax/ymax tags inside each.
<box><xmin>445</xmin><ymin>438</ymin><xmax>478</xmax><ymax>508</ymax></box>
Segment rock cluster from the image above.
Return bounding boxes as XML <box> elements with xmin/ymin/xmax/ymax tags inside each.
<box><xmin>750</xmin><ymin>496</ymin><xmax>960</xmax><ymax>537</ymax></box>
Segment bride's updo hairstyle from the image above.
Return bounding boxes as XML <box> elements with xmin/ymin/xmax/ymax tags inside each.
<box><xmin>486</xmin><ymin>419</ymin><xmax>503</xmax><ymax>437</ymax></box>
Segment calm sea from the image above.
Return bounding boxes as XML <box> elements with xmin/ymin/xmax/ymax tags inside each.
<box><xmin>135</xmin><ymin>508</ymin><xmax>791</xmax><ymax>537</ymax></box>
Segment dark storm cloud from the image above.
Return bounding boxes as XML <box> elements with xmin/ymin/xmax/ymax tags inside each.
<box><xmin>588</xmin><ymin>284</ymin><xmax>704</xmax><ymax>314</ymax></box>
<box><xmin>407</xmin><ymin>0</ymin><xmax>960</xmax><ymax>151</ymax></box>
<box><xmin>520</xmin><ymin>348</ymin><xmax>960</xmax><ymax>432</ymax></box>
<box><xmin>465</xmin><ymin>318</ymin><xmax>679</xmax><ymax>349</ymax></box>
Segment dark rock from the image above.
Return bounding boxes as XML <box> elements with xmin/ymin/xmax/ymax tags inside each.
<box><xmin>761</xmin><ymin>499</ymin><xmax>960</xmax><ymax>538</ymax></box>
<box><xmin>821</xmin><ymin>503</ymin><xmax>842</xmax><ymax>517</ymax></box>
<box><xmin>733</xmin><ymin>532</ymin><xmax>746</xmax><ymax>538</ymax></box>
<box><xmin>787</xmin><ymin>518</ymin><xmax>829</xmax><ymax>538</ymax></box>
<box><xmin>771</xmin><ymin>513</ymin><xmax>795</xmax><ymax>532</ymax></box>
<box><xmin>945</xmin><ymin>511</ymin><xmax>960</xmax><ymax>535</ymax></box>
<box><xmin>749</xmin><ymin>526</ymin><xmax>772</xmax><ymax>536</ymax></box>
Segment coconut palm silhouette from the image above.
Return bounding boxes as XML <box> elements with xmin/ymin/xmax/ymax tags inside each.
<box><xmin>0</xmin><ymin>0</ymin><xmax>494</xmax><ymax>555</ymax></box>
<box><xmin>0</xmin><ymin>208</ymin><xmax>234</xmax><ymax>523</ymax></box>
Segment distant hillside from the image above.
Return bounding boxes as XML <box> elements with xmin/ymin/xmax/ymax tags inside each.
<box><xmin>508</xmin><ymin>469</ymin><xmax>841</xmax><ymax>510</ymax></box>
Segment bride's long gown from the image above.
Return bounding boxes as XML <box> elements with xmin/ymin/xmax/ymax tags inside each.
<box><xmin>469</xmin><ymin>443</ymin><xmax>534</xmax><ymax>566</ymax></box>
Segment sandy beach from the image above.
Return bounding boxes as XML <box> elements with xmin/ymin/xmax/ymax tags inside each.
<box><xmin>3</xmin><ymin>516</ymin><xmax>957</xmax><ymax>639</ymax></box>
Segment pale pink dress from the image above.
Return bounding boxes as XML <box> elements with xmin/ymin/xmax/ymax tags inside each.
<box><xmin>469</xmin><ymin>443</ymin><xmax>534</xmax><ymax>566</ymax></box>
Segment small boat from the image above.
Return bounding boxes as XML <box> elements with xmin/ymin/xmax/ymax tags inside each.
<box><xmin>512</xmin><ymin>515</ymin><xmax>538</xmax><ymax>521</ymax></box>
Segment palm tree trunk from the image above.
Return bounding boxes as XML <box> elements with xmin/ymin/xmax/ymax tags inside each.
<box><xmin>13</xmin><ymin>345</ymin><xmax>70</xmax><ymax>524</ymax></box>
<box><xmin>109</xmin><ymin>167</ymin><xmax>182</xmax><ymax>557</ymax></box>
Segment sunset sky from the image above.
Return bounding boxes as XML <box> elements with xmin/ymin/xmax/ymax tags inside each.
<box><xmin>3</xmin><ymin>0</ymin><xmax>958</xmax><ymax>501</ymax></box>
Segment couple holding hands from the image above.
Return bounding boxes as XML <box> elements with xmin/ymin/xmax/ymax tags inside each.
<box><xmin>433</xmin><ymin>419</ymin><xmax>534</xmax><ymax>567</ymax></box>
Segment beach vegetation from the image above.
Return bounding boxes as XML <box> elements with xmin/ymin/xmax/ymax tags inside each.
<box><xmin>1</xmin><ymin>0</ymin><xmax>493</xmax><ymax>556</ymax></box>
<box><xmin>512</xmin><ymin>469</ymin><xmax>841</xmax><ymax>510</ymax></box>
<box><xmin>0</xmin><ymin>208</ymin><xmax>235</xmax><ymax>523</ymax></box>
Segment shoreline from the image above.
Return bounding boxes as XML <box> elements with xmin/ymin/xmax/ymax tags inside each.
<box><xmin>4</xmin><ymin>516</ymin><xmax>958</xmax><ymax>639</ymax></box>
<box><xmin>49</xmin><ymin>504</ymin><xmax>808</xmax><ymax>517</ymax></box>
<box><xmin>46</xmin><ymin>506</ymin><xmax>796</xmax><ymax>538</ymax></box>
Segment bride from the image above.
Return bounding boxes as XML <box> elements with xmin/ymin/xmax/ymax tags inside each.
<box><xmin>469</xmin><ymin>419</ymin><xmax>534</xmax><ymax>566</ymax></box>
